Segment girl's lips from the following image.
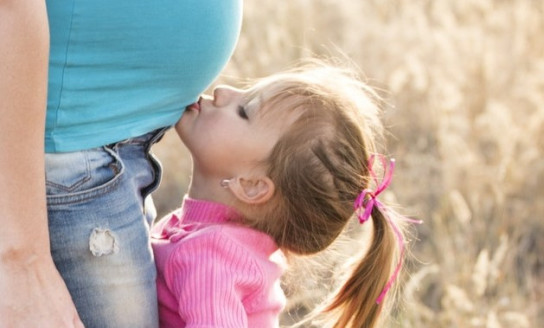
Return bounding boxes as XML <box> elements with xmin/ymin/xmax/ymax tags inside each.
<box><xmin>186</xmin><ymin>97</ymin><xmax>201</xmax><ymax>111</ymax></box>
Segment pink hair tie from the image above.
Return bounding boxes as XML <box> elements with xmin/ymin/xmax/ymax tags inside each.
<box><xmin>354</xmin><ymin>154</ymin><xmax>422</xmax><ymax>304</ymax></box>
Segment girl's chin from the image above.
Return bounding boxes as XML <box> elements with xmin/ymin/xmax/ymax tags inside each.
<box><xmin>174</xmin><ymin>121</ymin><xmax>186</xmax><ymax>140</ymax></box>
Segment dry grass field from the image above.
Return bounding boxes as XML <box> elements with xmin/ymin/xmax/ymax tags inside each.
<box><xmin>152</xmin><ymin>1</ymin><xmax>544</xmax><ymax>327</ymax></box>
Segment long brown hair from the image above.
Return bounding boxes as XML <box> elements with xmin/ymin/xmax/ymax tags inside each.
<box><xmin>244</xmin><ymin>61</ymin><xmax>407</xmax><ymax>328</ymax></box>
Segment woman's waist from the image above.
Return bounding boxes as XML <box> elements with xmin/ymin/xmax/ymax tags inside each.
<box><xmin>44</xmin><ymin>105</ymin><xmax>179</xmax><ymax>153</ymax></box>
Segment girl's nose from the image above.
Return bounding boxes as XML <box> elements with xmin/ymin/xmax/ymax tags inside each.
<box><xmin>212</xmin><ymin>86</ymin><xmax>241</xmax><ymax>107</ymax></box>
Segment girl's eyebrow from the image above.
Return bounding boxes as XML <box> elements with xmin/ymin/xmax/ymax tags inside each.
<box><xmin>244</xmin><ymin>95</ymin><xmax>262</xmax><ymax>117</ymax></box>
<box><xmin>247</xmin><ymin>96</ymin><xmax>260</xmax><ymax>109</ymax></box>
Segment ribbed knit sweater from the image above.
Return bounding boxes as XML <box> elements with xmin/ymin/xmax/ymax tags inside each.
<box><xmin>151</xmin><ymin>197</ymin><xmax>286</xmax><ymax>328</ymax></box>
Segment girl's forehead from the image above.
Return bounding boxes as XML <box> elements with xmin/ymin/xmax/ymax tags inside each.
<box><xmin>246</xmin><ymin>82</ymin><xmax>301</xmax><ymax>113</ymax></box>
<box><xmin>246</xmin><ymin>77</ymin><xmax>286</xmax><ymax>99</ymax></box>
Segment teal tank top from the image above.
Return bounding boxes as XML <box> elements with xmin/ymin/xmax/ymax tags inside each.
<box><xmin>45</xmin><ymin>0</ymin><xmax>242</xmax><ymax>152</ymax></box>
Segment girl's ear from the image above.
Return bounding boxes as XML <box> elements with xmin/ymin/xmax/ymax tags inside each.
<box><xmin>228</xmin><ymin>176</ymin><xmax>275</xmax><ymax>205</ymax></box>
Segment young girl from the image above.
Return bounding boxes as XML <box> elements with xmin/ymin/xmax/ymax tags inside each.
<box><xmin>151</xmin><ymin>61</ymin><xmax>416</xmax><ymax>328</ymax></box>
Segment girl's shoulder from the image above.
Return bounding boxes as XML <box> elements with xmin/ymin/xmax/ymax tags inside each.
<box><xmin>192</xmin><ymin>223</ymin><xmax>279</xmax><ymax>257</ymax></box>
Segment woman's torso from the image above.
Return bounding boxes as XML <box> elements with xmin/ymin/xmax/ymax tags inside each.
<box><xmin>45</xmin><ymin>0</ymin><xmax>242</xmax><ymax>152</ymax></box>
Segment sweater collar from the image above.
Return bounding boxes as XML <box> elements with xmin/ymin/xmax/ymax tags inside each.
<box><xmin>156</xmin><ymin>197</ymin><xmax>283</xmax><ymax>259</ymax></box>
<box><xmin>178</xmin><ymin>196</ymin><xmax>241</xmax><ymax>224</ymax></box>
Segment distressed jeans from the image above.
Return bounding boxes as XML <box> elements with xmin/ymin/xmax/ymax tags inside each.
<box><xmin>45</xmin><ymin>128</ymin><xmax>168</xmax><ymax>328</ymax></box>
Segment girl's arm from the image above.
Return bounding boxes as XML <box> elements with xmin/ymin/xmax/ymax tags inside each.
<box><xmin>0</xmin><ymin>0</ymin><xmax>83</xmax><ymax>326</ymax></box>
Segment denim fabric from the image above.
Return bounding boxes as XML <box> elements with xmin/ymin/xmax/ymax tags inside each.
<box><xmin>45</xmin><ymin>128</ymin><xmax>169</xmax><ymax>328</ymax></box>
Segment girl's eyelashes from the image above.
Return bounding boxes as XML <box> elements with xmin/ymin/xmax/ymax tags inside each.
<box><xmin>238</xmin><ymin>105</ymin><xmax>249</xmax><ymax>120</ymax></box>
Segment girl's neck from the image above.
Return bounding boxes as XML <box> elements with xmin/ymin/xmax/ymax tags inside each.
<box><xmin>186</xmin><ymin>170</ymin><xmax>235</xmax><ymax>206</ymax></box>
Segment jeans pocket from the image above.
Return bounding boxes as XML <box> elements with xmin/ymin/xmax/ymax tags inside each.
<box><xmin>46</xmin><ymin>147</ymin><xmax>124</xmax><ymax>204</ymax></box>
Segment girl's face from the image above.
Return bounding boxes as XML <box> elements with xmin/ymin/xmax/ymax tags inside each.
<box><xmin>176</xmin><ymin>85</ymin><xmax>285</xmax><ymax>181</ymax></box>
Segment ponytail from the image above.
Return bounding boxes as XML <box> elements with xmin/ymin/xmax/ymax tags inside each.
<box><xmin>323</xmin><ymin>206</ymin><xmax>398</xmax><ymax>328</ymax></box>
<box><xmin>317</xmin><ymin>155</ymin><xmax>419</xmax><ymax>328</ymax></box>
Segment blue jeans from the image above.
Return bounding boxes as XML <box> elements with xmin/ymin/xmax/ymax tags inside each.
<box><xmin>45</xmin><ymin>128</ymin><xmax>168</xmax><ymax>328</ymax></box>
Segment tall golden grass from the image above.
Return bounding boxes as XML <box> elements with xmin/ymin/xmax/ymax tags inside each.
<box><xmin>153</xmin><ymin>0</ymin><xmax>544</xmax><ymax>326</ymax></box>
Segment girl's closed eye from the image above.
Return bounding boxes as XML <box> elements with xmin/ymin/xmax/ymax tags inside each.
<box><xmin>238</xmin><ymin>105</ymin><xmax>249</xmax><ymax>120</ymax></box>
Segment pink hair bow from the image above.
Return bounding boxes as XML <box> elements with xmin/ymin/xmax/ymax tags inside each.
<box><xmin>354</xmin><ymin>154</ymin><xmax>422</xmax><ymax>304</ymax></box>
<box><xmin>354</xmin><ymin>154</ymin><xmax>394</xmax><ymax>224</ymax></box>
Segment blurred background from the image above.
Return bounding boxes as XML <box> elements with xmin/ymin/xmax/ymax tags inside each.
<box><xmin>152</xmin><ymin>1</ymin><xmax>543</xmax><ymax>327</ymax></box>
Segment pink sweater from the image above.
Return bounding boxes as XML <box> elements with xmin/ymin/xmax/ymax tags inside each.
<box><xmin>151</xmin><ymin>197</ymin><xmax>286</xmax><ymax>328</ymax></box>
